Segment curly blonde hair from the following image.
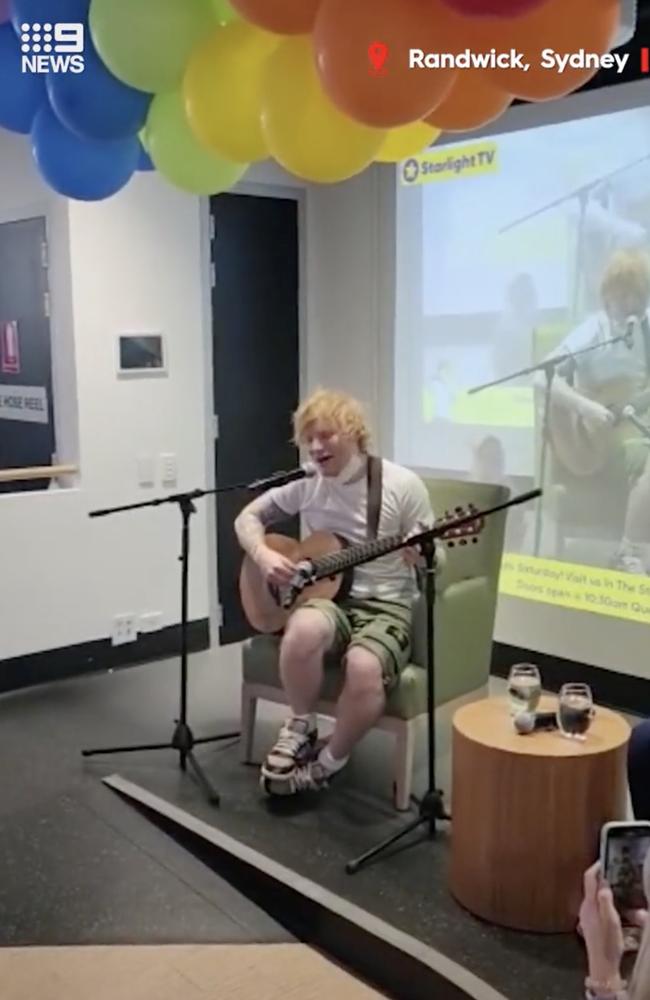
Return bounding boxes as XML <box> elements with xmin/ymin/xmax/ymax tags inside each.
<box><xmin>601</xmin><ymin>249</ymin><xmax>650</xmax><ymax>308</ymax></box>
<box><xmin>293</xmin><ymin>388</ymin><xmax>371</xmax><ymax>453</ymax></box>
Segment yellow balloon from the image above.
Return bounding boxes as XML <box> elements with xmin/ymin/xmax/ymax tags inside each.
<box><xmin>261</xmin><ymin>37</ymin><xmax>386</xmax><ymax>184</ymax></box>
<box><xmin>376</xmin><ymin>122</ymin><xmax>441</xmax><ymax>164</ymax></box>
<box><xmin>145</xmin><ymin>91</ymin><xmax>248</xmax><ymax>196</ymax></box>
<box><xmin>185</xmin><ymin>22</ymin><xmax>279</xmax><ymax>164</ymax></box>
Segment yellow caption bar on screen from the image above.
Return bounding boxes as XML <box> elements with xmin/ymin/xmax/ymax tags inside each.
<box><xmin>499</xmin><ymin>553</ymin><xmax>650</xmax><ymax>625</ymax></box>
<box><xmin>453</xmin><ymin>387</ymin><xmax>534</xmax><ymax>427</ymax></box>
<box><xmin>400</xmin><ymin>141</ymin><xmax>499</xmax><ymax>186</ymax></box>
<box><xmin>422</xmin><ymin>387</ymin><xmax>534</xmax><ymax>427</ymax></box>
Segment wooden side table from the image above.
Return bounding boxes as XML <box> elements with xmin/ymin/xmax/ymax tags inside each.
<box><xmin>450</xmin><ymin>696</ymin><xmax>630</xmax><ymax>932</ymax></box>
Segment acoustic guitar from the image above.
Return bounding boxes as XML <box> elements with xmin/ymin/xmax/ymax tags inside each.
<box><xmin>548</xmin><ymin>378</ymin><xmax>650</xmax><ymax>478</ymax></box>
<box><xmin>239</xmin><ymin>505</ymin><xmax>484</xmax><ymax>634</ymax></box>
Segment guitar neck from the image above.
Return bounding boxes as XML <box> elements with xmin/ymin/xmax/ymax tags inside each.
<box><xmin>311</xmin><ymin>534</ymin><xmax>404</xmax><ymax>581</ymax></box>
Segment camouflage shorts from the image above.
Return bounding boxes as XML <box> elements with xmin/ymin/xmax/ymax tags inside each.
<box><xmin>298</xmin><ymin>596</ymin><xmax>412</xmax><ymax>692</ymax></box>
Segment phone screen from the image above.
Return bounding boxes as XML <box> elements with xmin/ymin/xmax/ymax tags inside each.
<box><xmin>604</xmin><ymin>827</ymin><xmax>650</xmax><ymax>911</ymax></box>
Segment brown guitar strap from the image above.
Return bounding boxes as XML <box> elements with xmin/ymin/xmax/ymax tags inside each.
<box><xmin>366</xmin><ymin>455</ymin><xmax>383</xmax><ymax>540</ymax></box>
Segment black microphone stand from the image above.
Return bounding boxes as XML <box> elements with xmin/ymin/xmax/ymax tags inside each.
<box><xmin>468</xmin><ymin>327</ymin><xmax>635</xmax><ymax>557</ymax></box>
<box><xmin>346</xmin><ymin>487</ymin><xmax>542</xmax><ymax>875</ymax></box>
<box><xmin>82</xmin><ymin>468</ymin><xmax>306</xmax><ymax>806</ymax></box>
<box><xmin>499</xmin><ymin>154</ymin><xmax>650</xmax><ymax>321</ymax></box>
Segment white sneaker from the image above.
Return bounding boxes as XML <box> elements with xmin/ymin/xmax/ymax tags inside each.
<box><xmin>260</xmin><ymin>718</ymin><xmax>317</xmax><ymax>791</ymax></box>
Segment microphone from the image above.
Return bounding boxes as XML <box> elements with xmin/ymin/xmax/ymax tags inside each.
<box><xmin>248</xmin><ymin>462</ymin><xmax>316</xmax><ymax>491</ymax></box>
<box><xmin>513</xmin><ymin>710</ymin><xmax>558</xmax><ymax>735</ymax></box>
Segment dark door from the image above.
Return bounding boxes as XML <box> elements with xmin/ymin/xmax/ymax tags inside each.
<box><xmin>210</xmin><ymin>193</ymin><xmax>300</xmax><ymax>645</ymax></box>
<box><xmin>0</xmin><ymin>217</ymin><xmax>54</xmax><ymax>493</ymax></box>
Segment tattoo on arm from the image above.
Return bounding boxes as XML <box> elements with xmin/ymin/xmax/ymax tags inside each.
<box><xmin>234</xmin><ymin>496</ymin><xmax>292</xmax><ymax>558</ymax></box>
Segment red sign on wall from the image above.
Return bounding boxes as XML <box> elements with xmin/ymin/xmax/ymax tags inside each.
<box><xmin>0</xmin><ymin>321</ymin><xmax>20</xmax><ymax>375</ymax></box>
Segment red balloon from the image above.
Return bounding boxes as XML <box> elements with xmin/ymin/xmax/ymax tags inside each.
<box><xmin>314</xmin><ymin>0</ymin><xmax>457</xmax><ymax>129</ymax></box>
<box><xmin>230</xmin><ymin>0</ymin><xmax>321</xmax><ymax>34</ymax></box>
<box><xmin>440</xmin><ymin>0</ymin><xmax>548</xmax><ymax>15</ymax></box>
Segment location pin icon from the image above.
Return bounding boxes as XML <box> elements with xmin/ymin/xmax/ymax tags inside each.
<box><xmin>368</xmin><ymin>41</ymin><xmax>389</xmax><ymax>76</ymax></box>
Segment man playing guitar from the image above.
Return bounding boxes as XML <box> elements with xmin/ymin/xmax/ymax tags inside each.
<box><xmin>234</xmin><ymin>389</ymin><xmax>434</xmax><ymax>796</ymax></box>
<box><xmin>542</xmin><ymin>250</ymin><xmax>650</xmax><ymax>573</ymax></box>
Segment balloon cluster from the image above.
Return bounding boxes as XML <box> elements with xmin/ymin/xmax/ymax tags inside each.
<box><xmin>0</xmin><ymin>0</ymin><xmax>621</xmax><ymax>201</ymax></box>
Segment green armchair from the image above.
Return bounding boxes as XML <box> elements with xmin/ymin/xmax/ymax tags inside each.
<box><xmin>240</xmin><ymin>477</ymin><xmax>509</xmax><ymax>810</ymax></box>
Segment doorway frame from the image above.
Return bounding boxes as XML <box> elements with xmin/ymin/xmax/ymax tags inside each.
<box><xmin>0</xmin><ymin>198</ymin><xmax>78</xmax><ymax>492</ymax></box>
<box><xmin>199</xmin><ymin>180</ymin><xmax>308</xmax><ymax>646</ymax></box>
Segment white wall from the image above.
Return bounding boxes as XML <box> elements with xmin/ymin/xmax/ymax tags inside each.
<box><xmin>303</xmin><ymin>166</ymin><xmax>395</xmax><ymax>454</ymax></box>
<box><xmin>0</xmin><ymin>131</ymin><xmax>211</xmax><ymax>660</ymax></box>
<box><xmin>0</xmin><ymin>132</ymin><xmax>392</xmax><ymax>663</ymax></box>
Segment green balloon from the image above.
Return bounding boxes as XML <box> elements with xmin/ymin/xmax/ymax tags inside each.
<box><xmin>145</xmin><ymin>91</ymin><xmax>248</xmax><ymax>196</ymax></box>
<box><xmin>209</xmin><ymin>0</ymin><xmax>238</xmax><ymax>25</ymax></box>
<box><xmin>90</xmin><ymin>0</ymin><xmax>215</xmax><ymax>94</ymax></box>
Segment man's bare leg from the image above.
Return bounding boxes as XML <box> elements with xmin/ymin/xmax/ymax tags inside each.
<box><xmin>327</xmin><ymin>646</ymin><xmax>387</xmax><ymax>762</ymax></box>
<box><xmin>261</xmin><ymin>608</ymin><xmax>333</xmax><ymax>790</ymax></box>
<box><xmin>278</xmin><ymin>608</ymin><xmax>333</xmax><ymax>714</ymax></box>
<box><xmin>624</xmin><ymin>453</ymin><xmax>650</xmax><ymax>551</ymax></box>
<box><xmin>265</xmin><ymin>645</ymin><xmax>389</xmax><ymax>795</ymax></box>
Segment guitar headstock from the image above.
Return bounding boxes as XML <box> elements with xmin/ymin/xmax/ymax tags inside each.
<box><xmin>438</xmin><ymin>504</ymin><xmax>484</xmax><ymax>547</ymax></box>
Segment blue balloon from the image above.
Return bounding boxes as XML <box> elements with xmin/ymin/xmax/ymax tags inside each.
<box><xmin>47</xmin><ymin>35</ymin><xmax>151</xmax><ymax>141</ymax></box>
<box><xmin>12</xmin><ymin>0</ymin><xmax>90</xmax><ymax>29</ymax></box>
<box><xmin>137</xmin><ymin>140</ymin><xmax>154</xmax><ymax>172</ymax></box>
<box><xmin>0</xmin><ymin>22</ymin><xmax>45</xmax><ymax>133</ymax></box>
<box><xmin>32</xmin><ymin>104</ymin><xmax>139</xmax><ymax>201</ymax></box>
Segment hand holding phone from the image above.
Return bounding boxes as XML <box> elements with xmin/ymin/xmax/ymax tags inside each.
<box><xmin>600</xmin><ymin>821</ymin><xmax>650</xmax><ymax>914</ymax></box>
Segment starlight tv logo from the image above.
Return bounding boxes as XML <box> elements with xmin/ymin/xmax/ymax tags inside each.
<box><xmin>20</xmin><ymin>22</ymin><xmax>85</xmax><ymax>74</ymax></box>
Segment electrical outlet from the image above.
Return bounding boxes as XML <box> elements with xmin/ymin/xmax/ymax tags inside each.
<box><xmin>160</xmin><ymin>453</ymin><xmax>177</xmax><ymax>488</ymax></box>
<box><xmin>136</xmin><ymin>455</ymin><xmax>155</xmax><ymax>488</ymax></box>
<box><xmin>139</xmin><ymin>611</ymin><xmax>162</xmax><ymax>634</ymax></box>
<box><xmin>112</xmin><ymin>614</ymin><xmax>138</xmax><ymax>646</ymax></box>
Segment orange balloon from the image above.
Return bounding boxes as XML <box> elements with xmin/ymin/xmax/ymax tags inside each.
<box><xmin>437</xmin><ymin>0</ymin><xmax>620</xmax><ymax>101</ymax></box>
<box><xmin>230</xmin><ymin>0</ymin><xmax>321</xmax><ymax>34</ymax></box>
<box><xmin>261</xmin><ymin>36</ymin><xmax>386</xmax><ymax>183</ymax></box>
<box><xmin>314</xmin><ymin>0</ymin><xmax>457</xmax><ymax>129</ymax></box>
<box><xmin>426</xmin><ymin>71</ymin><xmax>512</xmax><ymax>132</ymax></box>
<box><xmin>492</xmin><ymin>0</ymin><xmax>619</xmax><ymax>100</ymax></box>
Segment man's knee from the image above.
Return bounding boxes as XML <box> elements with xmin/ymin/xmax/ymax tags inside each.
<box><xmin>344</xmin><ymin>645</ymin><xmax>385</xmax><ymax>696</ymax></box>
<box><xmin>281</xmin><ymin>608</ymin><xmax>333</xmax><ymax>659</ymax></box>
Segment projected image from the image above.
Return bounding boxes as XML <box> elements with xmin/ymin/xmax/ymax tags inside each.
<box><xmin>395</xmin><ymin>103</ymin><xmax>650</xmax><ymax>625</ymax></box>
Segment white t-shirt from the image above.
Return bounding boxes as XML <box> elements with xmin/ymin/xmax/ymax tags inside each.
<box><xmin>550</xmin><ymin>310</ymin><xmax>650</xmax><ymax>394</ymax></box>
<box><xmin>264</xmin><ymin>456</ymin><xmax>434</xmax><ymax>604</ymax></box>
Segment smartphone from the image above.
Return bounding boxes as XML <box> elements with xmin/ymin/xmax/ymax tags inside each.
<box><xmin>600</xmin><ymin>821</ymin><xmax>650</xmax><ymax>912</ymax></box>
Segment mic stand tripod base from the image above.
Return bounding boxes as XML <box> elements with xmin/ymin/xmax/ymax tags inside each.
<box><xmin>345</xmin><ymin>790</ymin><xmax>451</xmax><ymax>874</ymax></box>
<box><xmin>82</xmin><ymin>491</ymin><xmax>240</xmax><ymax>808</ymax></box>
<box><xmin>82</xmin><ymin>723</ymin><xmax>240</xmax><ymax>807</ymax></box>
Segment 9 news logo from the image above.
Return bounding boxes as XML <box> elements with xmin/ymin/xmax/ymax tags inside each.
<box><xmin>20</xmin><ymin>22</ymin><xmax>85</xmax><ymax>74</ymax></box>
